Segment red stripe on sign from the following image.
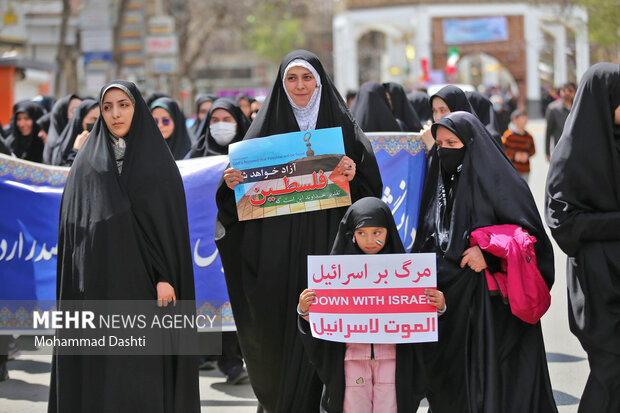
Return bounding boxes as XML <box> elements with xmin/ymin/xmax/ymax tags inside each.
<box><xmin>310</xmin><ymin>288</ymin><xmax>436</xmax><ymax>314</ymax></box>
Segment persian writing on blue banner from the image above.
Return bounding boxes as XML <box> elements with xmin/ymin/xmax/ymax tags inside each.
<box><xmin>228</xmin><ymin>127</ymin><xmax>351</xmax><ymax>221</ymax></box>
<box><xmin>0</xmin><ymin>154</ymin><xmax>234</xmax><ymax>329</ymax></box>
<box><xmin>366</xmin><ymin>133</ymin><xmax>426</xmax><ymax>251</ymax></box>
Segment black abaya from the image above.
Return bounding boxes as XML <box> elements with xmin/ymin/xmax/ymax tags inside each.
<box><xmin>383</xmin><ymin>82</ymin><xmax>422</xmax><ymax>132</ymax></box>
<box><xmin>49</xmin><ymin>80</ymin><xmax>199</xmax><ymax>413</ymax></box>
<box><xmin>545</xmin><ymin>62</ymin><xmax>620</xmax><ymax>412</ymax></box>
<box><xmin>298</xmin><ymin>197</ymin><xmax>426</xmax><ymax>413</ymax></box>
<box><xmin>407</xmin><ymin>91</ymin><xmax>432</xmax><ymax>124</ymax></box>
<box><xmin>413</xmin><ymin>111</ymin><xmax>557</xmax><ymax>413</ymax></box>
<box><xmin>465</xmin><ymin>91</ymin><xmax>502</xmax><ymax>144</ymax></box>
<box><xmin>186</xmin><ymin>98</ymin><xmax>250</xmax><ymax>158</ymax></box>
<box><xmin>3</xmin><ymin>101</ymin><xmax>45</xmax><ymax>162</ymax></box>
<box><xmin>215</xmin><ymin>50</ymin><xmax>383</xmax><ymax>413</ymax></box>
<box><xmin>150</xmin><ymin>97</ymin><xmax>193</xmax><ymax>160</ymax></box>
<box><xmin>350</xmin><ymin>82</ymin><xmax>402</xmax><ymax>132</ymax></box>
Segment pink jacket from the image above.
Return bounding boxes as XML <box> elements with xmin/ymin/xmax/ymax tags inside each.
<box><xmin>469</xmin><ymin>224</ymin><xmax>551</xmax><ymax>324</ymax></box>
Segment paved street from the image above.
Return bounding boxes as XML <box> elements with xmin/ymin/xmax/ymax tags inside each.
<box><xmin>0</xmin><ymin>118</ymin><xmax>589</xmax><ymax>412</ymax></box>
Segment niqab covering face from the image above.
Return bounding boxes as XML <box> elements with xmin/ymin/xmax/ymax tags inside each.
<box><xmin>383</xmin><ymin>82</ymin><xmax>422</xmax><ymax>132</ymax></box>
<box><xmin>545</xmin><ymin>62</ymin><xmax>620</xmax><ymax>355</ymax></box>
<box><xmin>350</xmin><ymin>81</ymin><xmax>402</xmax><ymax>132</ymax></box>
<box><xmin>186</xmin><ymin>98</ymin><xmax>250</xmax><ymax>157</ymax></box>
<box><xmin>150</xmin><ymin>97</ymin><xmax>193</xmax><ymax>160</ymax></box>
<box><xmin>4</xmin><ymin>101</ymin><xmax>45</xmax><ymax>162</ymax></box>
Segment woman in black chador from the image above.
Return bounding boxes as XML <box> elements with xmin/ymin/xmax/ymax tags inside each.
<box><xmin>413</xmin><ymin>111</ymin><xmax>557</xmax><ymax>413</ymax></box>
<box><xmin>49</xmin><ymin>80</ymin><xmax>199</xmax><ymax>413</ymax></box>
<box><xmin>350</xmin><ymin>82</ymin><xmax>402</xmax><ymax>132</ymax></box>
<box><xmin>150</xmin><ymin>97</ymin><xmax>193</xmax><ymax>160</ymax></box>
<box><xmin>545</xmin><ymin>62</ymin><xmax>620</xmax><ymax>413</ymax></box>
<box><xmin>215</xmin><ymin>50</ymin><xmax>383</xmax><ymax>413</ymax></box>
<box><xmin>2</xmin><ymin>101</ymin><xmax>45</xmax><ymax>162</ymax></box>
<box><xmin>51</xmin><ymin>99</ymin><xmax>99</xmax><ymax>166</ymax></box>
<box><xmin>383</xmin><ymin>82</ymin><xmax>422</xmax><ymax>132</ymax></box>
<box><xmin>186</xmin><ymin>97</ymin><xmax>250</xmax><ymax>158</ymax></box>
<box><xmin>43</xmin><ymin>94</ymin><xmax>81</xmax><ymax>164</ymax></box>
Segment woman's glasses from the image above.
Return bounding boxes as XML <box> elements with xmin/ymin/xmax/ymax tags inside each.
<box><xmin>155</xmin><ymin>118</ymin><xmax>171</xmax><ymax>126</ymax></box>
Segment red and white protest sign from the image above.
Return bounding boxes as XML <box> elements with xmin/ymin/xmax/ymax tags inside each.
<box><xmin>307</xmin><ymin>253</ymin><xmax>437</xmax><ymax>344</ymax></box>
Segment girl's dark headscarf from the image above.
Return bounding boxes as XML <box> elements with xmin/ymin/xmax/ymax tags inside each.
<box><xmin>51</xmin><ymin>99</ymin><xmax>98</xmax><ymax>166</ymax></box>
<box><xmin>43</xmin><ymin>94</ymin><xmax>80</xmax><ymax>164</ymax></box>
<box><xmin>190</xmin><ymin>93</ymin><xmax>218</xmax><ymax>137</ymax></box>
<box><xmin>187</xmin><ymin>98</ymin><xmax>250</xmax><ymax>157</ymax></box>
<box><xmin>145</xmin><ymin>91</ymin><xmax>168</xmax><ymax>108</ymax></box>
<box><xmin>414</xmin><ymin>111</ymin><xmax>553</xmax><ymax>288</ymax></box>
<box><xmin>407</xmin><ymin>91</ymin><xmax>432</xmax><ymax>124</ymax></box>
<box><xmin>331</xmin><ymin>197</ymin><xmax>404</xmax><ymax>255</ymax></box>
<box><xmin>31</xmin><ymin>94</ymin><xmax>56</xmax><ymax>113</ymax></box>
<box><xmin>350</xmin><ymin>81</ymin><xmax>402</xmax><ymax>132</ymax></box>
<box><xmin>383</xmin><ymin>82</ymin><xmax>422</xmax><ymax>132</ymax></box>
<box><xmin>545</xmin><ymin>63</ymin><xmax>620</xmax><ymax>354</ymax></box>
<box><xmin>4</xmin><ymin>101</ymin><xmax>45</xmax><ymax>162</ymax></box>
<box><xmin>465</xmin><ymin>90</ymin><xmax>502</xmax><ymax>144</ymax></box>
<box><xmin>150</xmin><ymin>97</ymin><xmax>193</xmax><ymax>160</ymax></box>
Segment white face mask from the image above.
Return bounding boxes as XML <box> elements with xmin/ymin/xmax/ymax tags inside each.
<box><xmin>210</xmin><ymin>121</ymin><xmax>237</xmax><ymax>146</ymax></box>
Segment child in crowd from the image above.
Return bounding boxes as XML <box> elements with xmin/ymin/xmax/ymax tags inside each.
<box><xmin>298</xmin><ymin>197</ymin><xmax>446</xmax><ymax>413</ymax></box>
<box><xmin>502</xmin><ymin>109</ymin><xmax>536</xmax><ymax>182</ymax></box>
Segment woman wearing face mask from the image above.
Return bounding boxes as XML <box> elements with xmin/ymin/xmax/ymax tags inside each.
<box><xmin>151</xmin><ymin>97</ymin><xmax>193</xmax><ymax>160</ymax></box>
<box><xmin>186</xmin><ymin>98</ymin><xmax>250</xmax><ymax>158</ymax></box>
<box><xmin>51</xmin><ymin>99</ymin><xmax>100</xmax><ymax>166</ymax></box>
<box><xmin>413</xmin><ymin>111</ymin><xmax>557</xmax><ymax>413</ymax></box>
<box><xmin>3</xmin><ymin>101</ymin><xmax>45</xmax><ymax>162</ymax></box>
<box><xmin>216</xmin><ymin>50</ymin><xmax>382</xmax><ymax>413</ymax></box>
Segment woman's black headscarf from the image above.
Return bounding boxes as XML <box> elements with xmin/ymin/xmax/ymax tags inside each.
<box><xmin>190</xmin><ymin>93</ymin><xmax>218</xmax><ymax>138</ymax></box>
<box><xmin>413</xmin><ymin>111</ymin><xmax>556</xmax><ymax>413</ymax></box>
<box><xmin>42</xmin><ymin>94</ymin><xmax>80</xmax><ymax>164</ymax></box>
<box><xmin>36</xmin><ymin>112</ymin><xmax>52</xmax><ymax>134</ymax></box>
<box><xmin>186</xmin><ymin>98</ymin><xmax>250</xmax><ymax>157</ymax></box>
<box><xmin>465</xmin><ymin>91</ymin><xmax>502</xmax><ymax>144</ymax></box>
<box><xmin>31</xmin><ymin>94</ymin><xmax>56</xmax><ymax>113</ymax></box>
<box><xmin>545</xmin><ymin>62</ymin><xmax>620</xmax><ymax>355</ymax></box>
<box><xmin>215</xmin><ymin>49</ymin><xmax>382</xmax><ymax>413</ymax></box>
<box><xmin>145</xmin><ymin>91</ymin><xmax>169</xmax><ymax>108</ymax></box>
<box><xmin>4</xmin><ymin>101</ymin><xmax>45</xmax><ymax>162</ymax></box>
<box><xmin>299</xmin><ymin>197</ymin><xmax>426</xmax><ymax>413</ymax></box>
<box><xmin>350</xmin><ymin>81</ymin><xmax>402</xmax><ymax>132</ymax></box>
<box><xmin>430</xmin><ymin>85</ymin><xmax>475</xmax><ymax>115</ymax></box>
<box><xmin>50</xmin><ymin>80</ymin><xmax>199</xmax><ymax>412</ymax></box>
<box><xmin>383</xmin><ymin>82</ymin><xmax>422</xmax><ymax>132</ymax></box>
<box><xmin>150</xmin><ymin>97</ymin><xmax>193</xmax><ymax>160</ymax></box>
<box><xmin>407</xmin><ymin>91</ymin><xmax>432</xmax><ymax>124</ymax></box>
<box><xmin>50</xmin><ymin>99</ymin><xmax>98</xmax><ymax>166</ymax></box>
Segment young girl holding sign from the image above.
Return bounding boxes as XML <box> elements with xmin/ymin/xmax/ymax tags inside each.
<box><xmin>298</xmin><ymin>197</ymin><xmax>446</xmax><ymax>413</ymax></box>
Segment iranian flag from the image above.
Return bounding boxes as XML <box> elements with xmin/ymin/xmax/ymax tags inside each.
<box><xmin>445</xmin><ymin>46</ymin><xmax>460</xmax><ymax>76</ymax></box>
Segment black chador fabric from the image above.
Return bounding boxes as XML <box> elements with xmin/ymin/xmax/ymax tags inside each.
<box><xmin>187</xmin><ymin>98</ymin><xmax>250</xmax><ymax>158</ymax></box>
<box><xmin>37</xmin><ymin>112</ymin><xmax>52</xmax><ymax>134</ymax></box>
<box><xmin>466</xmin><ymin>91</ymin><xmax>502</xmax><ymax>145</ymax></box>
<box><xmin>49</xmin><ymin>80</ymin><xmax>199</xmax><ymax>413</ymax></box>
<box><xmin>51</xmin><ymin>99</ymin><xmax>98</xmax><ymax>166</ymax></box>
<box><xmin>190</xmin><ymin>93</ymin><xmax>218</xmax><ymax>138</ymax></box>
<box><xmin>150</xmin><ymin>97</ymin><xmax>193</xmax><ymax>160</ymax></box>
<box><xmin>546</xmin><ymin>63</ymin><xmax>620</xmax><ymax>357</ymax></box>
<box><xmin>145</xmin><ymin>92</ymin><xmax>169</xmax><ymax>108</ymax></box>
<box><xmin>299</xmin><ymin>197</ymin><xmax>426</xmax><ymax>413</ymax></box>
<box><xmin>3</xmin><ymin>101</ymin><xmax>45</xmax><ymax>162</ymax></box>
<box><xmin>431</xmin><ymin>85</ymin><xmax>475</xmax><ymax>114</ymax></box>
<box><xmin>43</xmin><ymin>94</ymin><xmax>80</xmax><ymax>164</ymax></box>
<box><xmin>383</xmin><ymin>82</ymin><xmax>422</xmax><ymax>132</ymax></box>
<box><xmin>350</xmin><ymin>81</ymin><xmax>402</xmax><ymax>132</ymax></box>
<box><xmin>413</xmin><ymin>111</ymin><xmax>557</xmax><ymax>413</ymax></box>
<box><xmin>215</xmin><ymin>50</ymin><xmax>383</xmax><ymax>413</ymax></box>
<box><xmin>407</xmin><ymin>91</ymin><xmax>432</xmax><ymax>124</ymax></box>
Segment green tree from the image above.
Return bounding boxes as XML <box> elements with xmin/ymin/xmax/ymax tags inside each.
<box><xmin>244</xmin><ymin>2</ymin><xmax>306</xmax><ymax>63</ymax></box>
<box><xmin>572</xmin><ymin>0</ymin><xmax>620</xmax><ymax>61</ymax></box>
